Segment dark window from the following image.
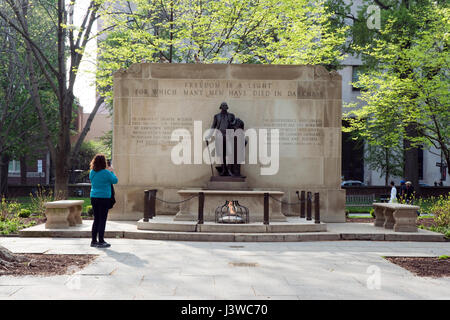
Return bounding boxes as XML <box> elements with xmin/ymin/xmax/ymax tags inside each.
<box><xmin>352</xmin><ymin>66</ymin><xmax>362</xmax><ymax>91</ymax></box>
<box><xmin>342</xmin><ymin>120</ymin><xmax>364</xmax><ymax>181</ymax></box>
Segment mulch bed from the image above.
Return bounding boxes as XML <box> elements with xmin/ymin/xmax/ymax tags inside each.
<box><xmin>416</xmin><ymin>218</ymin><xmax>436</xmax><ymax>228</ymax></box>
<box><xmin>22</xmin><ymin>216</ymin><xmax>47</xmax><ymax>226</ymax></box>
<box><xmin>0</xmin><ymin>254</ymin><xmax>97</xmax><ymax>277</ymax></box>
<box><xmin>385</xmin><ymin>256</ymin><xmax>450</xmax><ymax>278</ymax></box>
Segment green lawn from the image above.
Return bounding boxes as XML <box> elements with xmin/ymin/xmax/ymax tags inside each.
<box><xmin>347</xmin><ymin>215</ymin><xmax>373</xmax><ymax>219</ymax></box>
<box><xmin>346</xmin><ymin>206</ymin><xmax>373</xmax><ymax>214</ymax></box>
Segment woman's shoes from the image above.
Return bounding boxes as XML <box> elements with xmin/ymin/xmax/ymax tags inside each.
<box><xmin>96</xmin><ymin>242</ymin><xmax>111</xmax><ymax>248</ymax></box>
<box><xmin>90</xmin><ymin>241</ymin><xmax>111</xmax><ymax>248</ymax></box>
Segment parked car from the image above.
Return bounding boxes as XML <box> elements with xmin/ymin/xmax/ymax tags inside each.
<box><xmin>341</xmin><ymin>180</ymin><xmax>366</xmax><ymax>187</ymax></box>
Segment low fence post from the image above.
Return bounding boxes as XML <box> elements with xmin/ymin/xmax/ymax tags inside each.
<box><xmin>314</xmin><ymin>192</ymin><xmax>320</xmax><ymax>224</ymax></box>
<box><xmin>198</xmin><ymin>192</ymin><xmax>204</xmax><ymax>224</ymax></box>
<box><xmin>264</xmin><ymin>192</ymin><xmax>269</xmax><ymax>225</ymax></box>
<box><xmin>306</xmin><ymin>191</ymin><xmax>312</xmax><ymax>221</ymax></box>
<box><xmin>300</xmin><ymin>191</ymin><xmax>305</xmax><ymax>218</ymax></box>
<box><xmin>144</xmin><ymin>189</ymin><xmax>157</xmax><ymax>222</ymax></box>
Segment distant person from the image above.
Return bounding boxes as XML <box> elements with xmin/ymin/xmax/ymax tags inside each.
<box><xmin>89</xmin><ymin>154</ymin><xmax>118</xmax><ymax>248</ymax></box>
<box><xmin>389</xmin><ymin>181</ymin><xmax>397</xmax><ymax>203</ymax></box>
<box><xmin>405</xmin><ymin>181</ymin><xmax>415</xmax><ymax>204</ymax></box>
<box><xmin>398</xmin><ymin>180</ymin><xmax>406</xmax><ymax>202</ymax></box>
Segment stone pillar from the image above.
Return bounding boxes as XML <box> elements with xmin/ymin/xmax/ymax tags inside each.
<box><xmin>373</xmin><ymin>204</ymin><xmax>386</xmax><ymax>227</ymax></box>
<box><xmin>393</xmin><ymin>207</ymin><xmax>419</xmax><ymax>232</ymax></box>
<box><xmin>45</xmin><ymin>208</ymin><xmax>70</xmax><ymax>229</ymax></box>
<box><xmin>383</xmin><ymin>207</ymin><xmax>395</xmax><ymax>229</ymax></box>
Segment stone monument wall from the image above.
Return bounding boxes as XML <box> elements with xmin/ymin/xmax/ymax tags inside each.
<box><xmin>111</xmin><ymin>63</ymin><xmax>345</xmax><ymax>222</ymax></box>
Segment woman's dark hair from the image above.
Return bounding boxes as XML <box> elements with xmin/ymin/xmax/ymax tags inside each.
<box><xmin>90</xmin><ymin>154</ymin><xmax>107</xmax><ymax>172</ymax></box>
<box><xmin>390</xmin><ymin>181</ymin><xmax>395</xmax><ymax>186</ymax></box>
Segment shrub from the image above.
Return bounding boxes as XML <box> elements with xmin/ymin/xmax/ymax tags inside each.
<box><xmin>29</xmin><ymin>185</ymin><xmax>53</xmax><ymax>214</ymax></box>
<box><xmin>428</xmin><ymin>194</ymin><xmax>450</xmax><ymax>229</ymax></box>
<box><xmin>86</xmin><ymin>205</ymin><xmax>93</xmax><ymax>216</ymax></box>
<box><xmin>18</xmin><ymin>209</ymin><xmax>32</xmax><ymax>218</ymax></box>
<box><xmin>0</xmin><ymin>197</ymin><xmax>21</xmax><ymax>221</ymax></box>
<box><xmin>0</xmin><ymin>218</ymin><xmax>36</xmax><ymax>235</ymax></box>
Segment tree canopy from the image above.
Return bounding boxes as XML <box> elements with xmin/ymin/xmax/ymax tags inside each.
<box><xmin>344</xmin><ymin>2</ymin><xmax>449</xmax><ymax>178</ymax></box>
<box><xmin>97</xmin><ymin>0</ymin><xmax>348</xmax><ymax>103</ymax></box>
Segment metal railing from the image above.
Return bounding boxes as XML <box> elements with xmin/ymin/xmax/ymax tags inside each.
<box><xmin>345</xmin><ymin>194</ymin><xmax>375</xmax><ymax>207</ymax></box>
<box><xmin>143</xmin><ymin>189</ymin><xmax>320</xmax><ymax>225</ymax></box>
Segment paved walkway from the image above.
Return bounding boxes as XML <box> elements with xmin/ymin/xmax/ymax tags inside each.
<box><xmin>0</xmin><ymin>238</ymin><xmax>449</xmax><ymax>299</ymax></box>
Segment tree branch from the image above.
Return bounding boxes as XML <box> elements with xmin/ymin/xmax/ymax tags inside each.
<box><xmin>373</xmin><ymin>0</ymin><xmax>391</xmax><ymax>10</ymax></box>
<box><xmin>71</xmin><ymin>96</ymin><xmax>105</xmax><ymax>159</ymax></box>
<box><xmin>0</xmin><ymin>1</ymin><xmax>59</xmax><ymax>98</ymax></box>
<box><xmin>0</xmin><ymin>2</ymin><xmax>58</xmax><ymax>78</ymax></box>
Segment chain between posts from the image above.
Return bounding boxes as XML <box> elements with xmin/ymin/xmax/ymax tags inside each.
<box><xmin>268</xmin><ymin>194</ymin><xmax>305</xmax><ymax>205</ymax></box>
<box><xmin>266</xmin><ymin>191</ymin><xmax>320</xmax><ymax>223</ymax></box>
<box><xmin>144</xmin><ymin>189</ymin><xmax>199</xmax><ymax>222</ymax></box>
<box><xmin>153</xmin><ymin>194</ymin><xmax>198</xmax><ymax>204</ymax></box>
<box><xmin>144</xmin><ymin>189</ymin><xmax>320</xmax><ymax>225</ymax></box>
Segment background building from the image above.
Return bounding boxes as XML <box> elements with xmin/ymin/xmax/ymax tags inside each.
<box><xmin>337</xmin><ymin>0</ymin><xmax>447</xmax><ymax>186</ymax></box>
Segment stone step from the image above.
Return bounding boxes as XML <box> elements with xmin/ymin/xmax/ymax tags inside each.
<box><xmin>19</xmin><ymin>228</ymin><xmax>446</xmax><ymax>242</ymax></box>
<box><xmin>18</xmin><ymin>220</ymin><xmax>447</xmax><ymax>242</ymax></box>
<box><xmin>137</xmin><ymin>218</ymin><xmax>327</xmax><ymax>233</ymax></box>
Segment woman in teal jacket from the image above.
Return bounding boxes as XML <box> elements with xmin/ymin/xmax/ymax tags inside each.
<box><xmin>89</xmin><ymin>154</ymin><xmax>118</xmax><ymax>248</ymax></box>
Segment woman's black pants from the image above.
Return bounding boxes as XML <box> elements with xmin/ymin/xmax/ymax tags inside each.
<box><xmin>91</xmin><ymin>197</ymin><xmax>110</xmax><ymax>243</ymax></box>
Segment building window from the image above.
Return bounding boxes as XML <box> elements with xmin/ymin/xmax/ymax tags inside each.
<box><xmin>352</xmin><ymin>66</ymin><xmax>362</xmax><ymax>91</ymax></box>
<box><xmin>8</xmin><ymin>160</ymin><xmax>20</xmax><ymax>173</ymax></box>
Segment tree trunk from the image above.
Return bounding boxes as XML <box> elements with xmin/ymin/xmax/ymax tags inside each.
<box><xmin>20</xmin><ymin>155</ymin><xmax>27</xmax><ymax>185</ymax></box>
<box><xmin>385</xmin><ymin>148</ymin><xmax>390</xmax><ymax>187</ymax></box>
<box><xmin>53</xmin><ymin>93</ymin><xmax>75</xmax><ymax>200</ymax></box>
<box><xmin>0</xmin><ymin>245</ymin><xmax>29</xmax><ymax>272</ymax></box>
<box><xmin>404</xmin><ymin>125</ymin><xmax>420</xmax><ymax>194</ymax></box>
<box><xmin>0</xmin><ymin>154</ymin><xmax>10</xmax><ymax>198</ymax></box>
<box><xmin>54</xmin><ymin>149</ymin><xmax>70</xmax><ymax>200</ymax></box>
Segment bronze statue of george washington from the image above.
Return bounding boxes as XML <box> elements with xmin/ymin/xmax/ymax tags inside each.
<box><xmin>206</xmin><ymin>102</ymin><xmax>246</xmax><ymax>177</ymax></box>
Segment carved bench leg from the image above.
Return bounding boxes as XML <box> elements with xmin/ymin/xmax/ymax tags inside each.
<box><xmin>373</xmin><ymin>206</ymin><xmax>385</xmax><ymax>227</ymax></box>
<box><xmin>393</xmin><ymin>209</ymin><xmax>418</xmax><ymax>232</ymax></box>
<box><xmin>67</xmin><ymin>206</ymin><xmax>77</xmax><ymax>226</ymax></box>
<box><xmin>74</xmin><ymin>205</ymin><xmax>83</xmax><ymax>225</ymax></box>
<box><xmin>383</xmin><ymin>207</ymin><xmax>395</xmax><ymax>229</ymax></box>
<box><xmin>67</xmin><ymin>205</ymin><xmax>83</xmax><ymax>226</ymax></box>
<box><xmin>45</xmin><ymin>208</ymin><xmax>70</xmax><ymax>229</ymax></box>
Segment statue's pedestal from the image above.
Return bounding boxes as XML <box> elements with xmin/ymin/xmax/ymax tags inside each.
<box><xmin>174</xmin><ymin>189</ymin><xmax>287</xmax><ymax>223</ymax></box>
<box><xmin>206</xmin><ymin>176</ymin><xmax>250</xmax><ymax>190</ymax></box>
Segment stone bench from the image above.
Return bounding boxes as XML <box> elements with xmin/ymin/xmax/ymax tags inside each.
<box><xmin>44</xmin><ymin>200</ymin><xmax>84</xmax><ymax>229</ymax></box>
<box><xmin>372</xmin><ymin>203</ymin><xmax>419</xmax><ymax>232</ymax></box>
